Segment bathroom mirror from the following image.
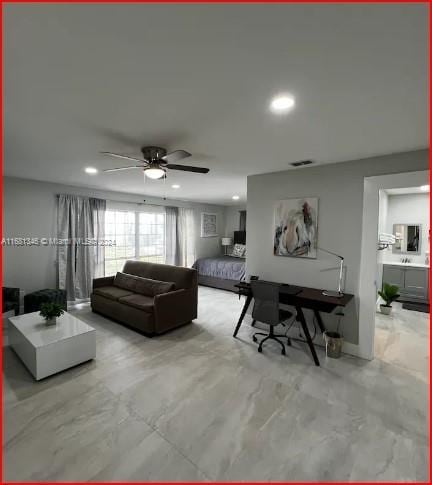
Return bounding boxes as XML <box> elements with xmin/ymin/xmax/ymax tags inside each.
<box><xmin>392</xmin><ymin>223</ymin><xmax>421</xmax><ymax>255</ymax></box>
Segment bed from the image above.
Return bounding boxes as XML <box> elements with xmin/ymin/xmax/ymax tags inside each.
<box><xmin>193</xmin><ymin>231</ymin><xmax>246</xmax><ymax>292</ymax></box>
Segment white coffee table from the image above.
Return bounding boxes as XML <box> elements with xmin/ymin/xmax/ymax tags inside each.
<box><xmin>8</xmin><ymin>311</ymin><xmax>96</xmax><ymax>380</ymax></box>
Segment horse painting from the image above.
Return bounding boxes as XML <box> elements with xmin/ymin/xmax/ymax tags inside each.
<box><xmin>274</xmin><ymin>198</ymin><xmax>318</xmax><ymax>259</ymax></box>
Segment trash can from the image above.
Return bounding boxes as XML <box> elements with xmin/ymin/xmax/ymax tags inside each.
<box><xmin>323</xmin><ymin>331</ymin><xmax>343</xmax><ymax>359</ymax></box>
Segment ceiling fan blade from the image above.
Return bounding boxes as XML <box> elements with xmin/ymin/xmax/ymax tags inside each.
<box><xmin>162</xmin><ymin>150</ymin><xmax>192</xmax><ymax>163</ymax></box>
<box><xmin>100</xmin><ymin>151</ymin><xmax>147</xmax><ymax>163</ymax></box>
<box><xmin>103</xmin><ymin>165</ymin><xmax>144</xmax><ymax>172</ymax></box>
<box><xmin>166</xmin><ymin>163</ymin><xmax>209</xmax><ymax>174</ymax></box>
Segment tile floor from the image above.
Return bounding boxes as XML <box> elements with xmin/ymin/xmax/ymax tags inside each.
<box><xmin>3</xmin><ymin>288</ymin><xmax>429</xmax><ymax>481</ymax></box>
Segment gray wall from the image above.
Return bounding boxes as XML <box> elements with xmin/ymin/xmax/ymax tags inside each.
<box><xmin>246</xmin><ymin>149</ymin><xmax>429</xmax><ymax>345</ymax></box>
<box><xmin>224</xmin><ymin>205</ymin><xmax>246</xmax><ymax>239</ymax></box>
<box><xmin>3</xmin><ymin>177</ymin><xmax>226</xmax><ymax>294</ymax></box>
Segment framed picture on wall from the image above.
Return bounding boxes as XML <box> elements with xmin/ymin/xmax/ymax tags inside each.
<box><xmin>201</xmin><ymin>212</ymin><xmax>218</xmax><ymax>237</ymax></box>
<box><xmin>273</xmin><ymin>197</ymin><xmax>318</xmax><ymax>259</ymax></box>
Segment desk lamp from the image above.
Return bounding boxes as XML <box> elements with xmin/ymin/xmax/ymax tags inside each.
<box><xmin>318</xmin><ymin>247</ymin><xmax>344</xmax><ymax>298</ymax></box>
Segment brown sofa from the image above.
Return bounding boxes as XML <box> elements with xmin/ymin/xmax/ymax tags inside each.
<box><xmin>91</xmin><ymin>261</ymin><xmax>198</xmax><ymax>335</ymax></box>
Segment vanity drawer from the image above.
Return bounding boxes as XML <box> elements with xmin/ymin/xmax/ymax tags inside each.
<box><xmin>382</xmin><ymin>265</ymin><xmax>405</xmax><ymax>288</ymax></box>
<box><xmin>403</xmin><ymin>268</ymin><xmax>428</xmax><ymax>299</ymax></box>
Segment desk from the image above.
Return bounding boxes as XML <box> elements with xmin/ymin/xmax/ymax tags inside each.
<box><xmin>233</xmin><ymin>281</ymin><xmax>354</xmax><ymax>366</ymax></box>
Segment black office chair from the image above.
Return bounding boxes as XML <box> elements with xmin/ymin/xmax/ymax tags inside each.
<box><xmin>250</xmin><ymin>280</ymin><xmax>293</xmax><ymax>355</ymax></box>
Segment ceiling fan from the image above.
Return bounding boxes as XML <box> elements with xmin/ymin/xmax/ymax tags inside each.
<box><xmin>101</xmin><ymin>146</ymin><xmax>210</xmax><ymax>179</ymax></box>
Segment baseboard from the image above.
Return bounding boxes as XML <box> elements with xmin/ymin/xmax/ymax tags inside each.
<box><xmin>313</xmin><ymin>338</ymin><xmax>364</xmax><ymax>359</ymax></box>
<box><xmin>341</xmin><ymin>341</ymin><xmax>364</xmax><ymax>358</ymax></box>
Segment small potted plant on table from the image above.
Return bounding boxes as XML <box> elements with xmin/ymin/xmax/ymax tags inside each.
<box><xmin>378</xmin><ymin>283</ymin><xmax>400</xmax><ymax>315</ymax></box>
<box><xmin>39</xmin><ymin>302</ymin><xmax>65</xmax><ymax>326</ymax></box>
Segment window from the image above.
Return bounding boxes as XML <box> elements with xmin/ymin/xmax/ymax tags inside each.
<box><xmin>138</xmin><ymin>212</ymin><xmax>165</xmax><ymax>264</ymax></box>
<box><xmin>105</xmin><ymin>210</ymin><xmax>135</xmax><ymax>276</ymax></box>
<box><xmin>105</xmin><ymin>209</ymin><xmax>166</xmax><ymax>276</ymax></box>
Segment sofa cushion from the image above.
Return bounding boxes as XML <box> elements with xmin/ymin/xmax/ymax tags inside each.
<box><xmin>118</xmin><ymin>294</ymin><xmax>155</xmax><ymax>313</ymax></box>
<box><xmin>114</xmin><ymin>271</ymin><xmax>175</xmax><ymax>297</ymax></box>
<box><xmin>93</xmin><ymin>286</ymin><xmax>134</xmax><ymax>301</ymax></box>
<box><xmin>134</xmin><ymin>277</ymin><xmax>175</xmax><ymax>297</ymax></box>
<box><xmin>122</xmin><ymin>261</ymin><xmax>197</xmax><ymax>290</ymax></box>
<box><xmin>113</xmin><ymin>272</ymin><xmax>138</xmax><ymax>292</ymax></box>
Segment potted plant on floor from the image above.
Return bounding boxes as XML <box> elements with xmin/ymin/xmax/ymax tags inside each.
<box><xmin>39</xmin><ymin>302</ymin><xmax>65</xmax><ymax>326</ymax></box>
<box><xmin>378</xmin><ymin>282</ymin><xmax>400</xmax><ymax>315</ymax></box>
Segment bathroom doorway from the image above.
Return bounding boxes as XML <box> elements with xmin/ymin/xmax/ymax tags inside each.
<box><xmin>375</xmin><ymin>184</ymin><xmax>429</xmax><ymax>369</ymax></box>
<box><xmin>358</xmin><ymin>170</ymin><xmax>429</xmax><ymax>360</ymax></box>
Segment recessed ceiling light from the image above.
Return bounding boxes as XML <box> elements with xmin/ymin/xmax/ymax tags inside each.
<box><xmin>232</xmin><ymin>195</ymin><xmax>240</xmax><ymax>200</ymax></box>
<box><xmin>171</xmin><ymin>184</ymin><xmax>180</xmax><ymax>189</ymax></box>
<box><xmin>270</xmin><ymin>94</ymin><xmax>295</xmax><ymax>113</ymax></box>
<box><xmin>420</xmin><ymin>185</ymin><xmax>430</xmax><ymax>191</ymax></box>
<box><xmin>84</xmin><ymin>167</ymin><xmax>98</xmax><ymax>174</ymax></box>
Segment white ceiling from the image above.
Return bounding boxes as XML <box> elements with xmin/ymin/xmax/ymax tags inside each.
<box><xmin>4</xmin><ymin>3</ymin><xmax>428</xmax><ymax>205</ymax></box>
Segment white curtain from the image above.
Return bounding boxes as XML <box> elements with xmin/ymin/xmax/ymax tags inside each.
<box><xmin>165</xmin><ymin>206</ymin><xmax>180</xmax><ymax>265</ymax></box>
<box><xmin>57</xmin><ymin>195</ymin><xmax>106</xmax><ymax>300</ymax></box>
<box><xmin>177</xmin><ymin>208</ymin><xmax>196</xmax><ymax>267</ymax></box>
<box><xmin>164</xmin><ymin>206</ymin><xmax>195</xmax><ymax>267</ymax></box>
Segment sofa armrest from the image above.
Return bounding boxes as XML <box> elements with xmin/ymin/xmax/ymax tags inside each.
<box><xmin>93</xmin><ymin>276</ymin><xmax>115</xmax><ymax>289</ymax></box>
<box><xmin>154</xmin><ymin>288</ymin><xmax>197</xmax><ymax>333</ymax></box>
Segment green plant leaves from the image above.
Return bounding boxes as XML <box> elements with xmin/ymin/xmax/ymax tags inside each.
<box><xmin>39</xmin><ymin>302</ymin><xmax>65</xmax><ymax>319</ymax></box>
<box><xmin>378</xmin><ymin>282</ymin><xmax>400</xmax><ymax>306</ymax></box>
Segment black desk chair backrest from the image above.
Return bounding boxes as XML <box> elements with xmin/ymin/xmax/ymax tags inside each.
<box><xmin>250</xmin><ymin>280</ymin><xmax>292</xmax><ymax>355</ymax></box>
<box><xmin>250</xmin><ymin>280</ymin><xmax>281</xmax><ymax>326</ymax></box>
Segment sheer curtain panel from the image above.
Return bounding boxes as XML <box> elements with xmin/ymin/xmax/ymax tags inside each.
<box><xmin>57</xmin><ymin>195</ymin><xmax>106</xmax><ymax>300</ymax></box>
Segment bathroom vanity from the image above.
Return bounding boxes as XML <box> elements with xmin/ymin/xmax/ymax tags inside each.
<box><xmin>382</xmin><ymin>262</ymin><xmax>429</xmax><ymax>303</ymax></box>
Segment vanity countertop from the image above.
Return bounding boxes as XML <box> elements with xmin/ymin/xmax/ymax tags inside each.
<box><xmin>383</xmin><ymin>261</ymin><xmax>430</xmax><ymax>269</ymax></box>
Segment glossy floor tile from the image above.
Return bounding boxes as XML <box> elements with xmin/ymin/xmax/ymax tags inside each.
<box><xmin>3</xmin><ymin>287</ymin><xmax>428</xmax><ymax>481</ymax></box>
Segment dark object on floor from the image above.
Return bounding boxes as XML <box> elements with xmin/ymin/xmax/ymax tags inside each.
<box><xmin>2</xmin><ymin>287</ymin><xmax>20</xmax><ymax>315</ymax></box>
<box><xmin>250</xmin><ymin>280</ymin><xmax>293</xmax><ymax>355</ymax></box>
<box><xmin>24</xmin><ymin>289</ymin><xmax>67</xmax><ymax>314</ymax></box>
<box><xmin>402</xmin><ymin>302</ymin><xmax>430</xmax><ymax>313</ymax></box>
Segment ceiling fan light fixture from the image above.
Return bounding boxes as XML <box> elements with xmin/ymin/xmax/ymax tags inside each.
<box><xmin>144</xmin><ymin>167</ymin><xmax>166</xmax><ymax>179</ymax></box>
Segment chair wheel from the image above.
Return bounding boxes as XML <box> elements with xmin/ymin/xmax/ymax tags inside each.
<box><xmin>287</xmin><ymin>338</ymin><xmax>292</xmax><ymax>347</ymax></box>
<box><xmin>252</xmin><ymin>335</ymin><xmax>257</xmax><ymax>342</ymax></box>
<box><xmin>281</xmin><ymin>348</ymin><xmax>286</xmax><ymax>355</ymax></box>
<box><xmin>258</xmin><ymin>347</ymin><xmax>263</xmax><ymax>353</ymax></box>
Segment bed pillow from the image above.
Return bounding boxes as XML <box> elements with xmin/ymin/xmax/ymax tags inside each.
<box><xmin>231</xmin><ymin>244</ymin><xmax>246</xmax><ymax>258</ymax></box>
